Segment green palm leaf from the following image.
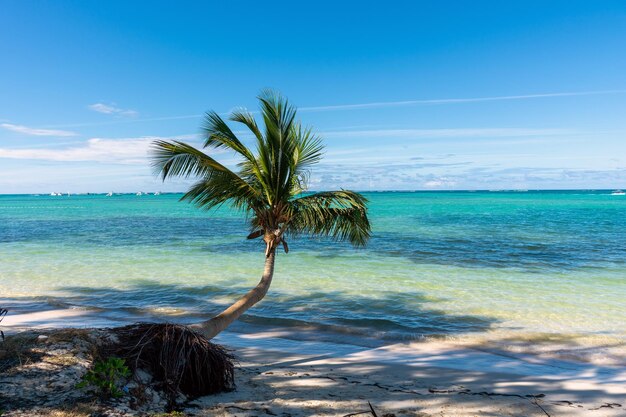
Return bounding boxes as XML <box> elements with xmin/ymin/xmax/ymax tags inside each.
<box><xmin>288</xmin><ymin>191</ymin><xmax>371</xmax><ymax>246</ymax></box>
<box><xmin>151</xmin><ymin>90</ymin><xmax>371</xmax><ymax>250</ymax></box>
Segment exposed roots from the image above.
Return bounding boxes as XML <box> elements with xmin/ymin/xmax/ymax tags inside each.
<box><xmin>107</xmin><ymin>322</ymin><xmax>235</xmax><ymax>404</ymax></box>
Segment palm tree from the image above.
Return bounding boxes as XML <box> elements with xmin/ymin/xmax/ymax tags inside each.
<box><xmin>151</xmin><ymin>90</ymin><xmax>371</xmax><ymax>340</ymax></box>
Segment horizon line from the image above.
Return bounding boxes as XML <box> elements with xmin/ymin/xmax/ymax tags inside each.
<box><xmin>1</xmin><ymin>188</ymin><xmax>623</xmax><ymax>196</ymax></box>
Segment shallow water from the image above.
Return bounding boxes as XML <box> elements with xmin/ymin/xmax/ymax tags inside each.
<box><xmin>1</xmin><ymin>191</ymin><xmax>625</xmax><ymax>361</ymax></box>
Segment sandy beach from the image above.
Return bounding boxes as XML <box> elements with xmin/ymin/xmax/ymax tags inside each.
<box><xmin>4</xmin><ymin>2</ymin><xmax>626</xmax><ymax>415</ymax></box>
<box><xmin>1</xmin><ymin>308</ymin><xmax>624</xmax><ymax>416</ymax></box>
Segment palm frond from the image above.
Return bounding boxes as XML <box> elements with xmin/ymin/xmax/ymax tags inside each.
<box><xmin>151</xmin><ymin>140</ymin><xmax>234</xmax><ymax>179</ymax></box>
<box><xmin>151</xmin><ymin>90</ymin><xmax>372</xmax><ymax>250</ymax></box>
<box><xmin>256</xmin><ymin>90</ymin><xmax>299</xmax><ymax>204</ymax></box>
<box><xmin>288</xmin><ymin>190</ymin><xmax>371</xmax><ymax>247</ymax></box>
<box><xmin>181</xmin><ymin>170</ymin><xmax>261</xmax><ymax>212</ymax></box>
<box><xmin>229</xmin><ymin>108</ymin><xmax>263</xmax><ymax>144</ymax></box>
<box><xmin>151</xmin><ymin>140</ymin><xmax>261</xmax><ymax>211</ymax></box>
<box><xmin>202</xmin><ymin>111</ymin><xmax>256</xmax><ymax>163</ymax></box>
<box><xmin>291</xmin><ymin>124</ymin><xmax>324</xmax><ymax>173</ymax></box>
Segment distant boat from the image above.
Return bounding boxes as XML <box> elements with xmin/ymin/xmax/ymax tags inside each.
<box><xmin>106</xmin><ymin>192</ymin><xmax>113</xmax><ymax>197</ymax></box>
<box><xmin>136</xmin><ymin>191</ymin><xmax>143</xmax><ymax>196</ymax></box>
<box><xmin>50</xmin><ymin>192</ymin><xmax>61</xmax><ymax>196</ymax></box>
<box><xmin>611</xmin><ymin>190</ymin><xmax>625</xmax><ymax>196</ymax></box>
<box><xmin>154</xmin><ymin>191</ymin><xmax>161</xmax><ymax>196</ymax></box>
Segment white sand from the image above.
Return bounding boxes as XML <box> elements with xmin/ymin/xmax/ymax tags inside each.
<box><xmin>2</xmin><ymin>308</ymin><xmax>625</xmax><ymax>416</ymax></box>
<box><xmin>206</xmin><ymin>331</ymin><xmax>626</xmax><ymax>416</ymax></box>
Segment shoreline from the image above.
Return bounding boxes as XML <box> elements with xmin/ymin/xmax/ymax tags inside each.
<box><xmin>3</xmin><ymin>300</ymin><xmax>624</xmax><ymax>366</ymax></box>
<box><xmin>2</xmin><ymin>307</ymin><xmax>625</xmax><ymax>416</ymax></box>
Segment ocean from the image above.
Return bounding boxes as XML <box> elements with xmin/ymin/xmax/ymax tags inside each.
<box><xmin>1</xmin><ymin>191</ymin><xmax>624</xmax><ymax>363</ymax></box>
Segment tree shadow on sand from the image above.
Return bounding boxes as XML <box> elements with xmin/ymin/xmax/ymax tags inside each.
<box><xmin>42</xmin><ymin>280</ymin><xmax>497</xmax><ymax>345</ymax></box>
<box><xmin>188</xmin><ymin>344</ymin><xmax>625</xmax><ymax>417</ymax></box>
<box><xmin>2</xmin><ymin>284</ymin><xmax>625</xmax><ymax>416</ymax></box>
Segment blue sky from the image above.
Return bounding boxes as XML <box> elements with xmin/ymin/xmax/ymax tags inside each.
<box><xmin>1</xmin><ymin>1</ymin><xmax>626</xmax><ymax>193</ymax></box>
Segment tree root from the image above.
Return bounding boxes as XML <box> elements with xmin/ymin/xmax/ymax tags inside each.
<box><xmin>105</xmin><ymin>322</ymin><xmax>235</xmax><ymax>407</ymax></box>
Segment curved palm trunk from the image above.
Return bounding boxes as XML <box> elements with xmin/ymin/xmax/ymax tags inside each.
<box><xmin>192</xmin><ymin>249</ymin><xmax>276</xmax><ymax>339</ymax></box>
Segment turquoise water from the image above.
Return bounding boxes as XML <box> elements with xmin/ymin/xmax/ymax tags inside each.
<box><xmin>1</xmin><ymin>191</ymin><xmax>625</xmax><ymax>360</ymax></box>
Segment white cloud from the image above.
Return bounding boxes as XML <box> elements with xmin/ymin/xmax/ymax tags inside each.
<box><xmin>300</xmin><ymin>90</ymin><xmax>626</xmax><ymax>112</ymax></box>
<box><xmin>88</xmin><ymin>103</ymin><xmax>138</xmax><ymax>118</ymax></box>
<box><xmin>1</xmin><ymin>123</ymin><xmax>77</xmax><ymax>137</ymax></box>
<box><xmin>42</xmin><ymin>89</ymin><xmax>626</xmax><ymax>129</ymax></box>
<box><xmin>0</xmin><ymin>135</ymin><xmax>198</xmax><ymax>164</ymax></box>
<box><xmin>423</xmin><ymin>178</ymin><xmax>458</xmax><ymax>188</ymax></box>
